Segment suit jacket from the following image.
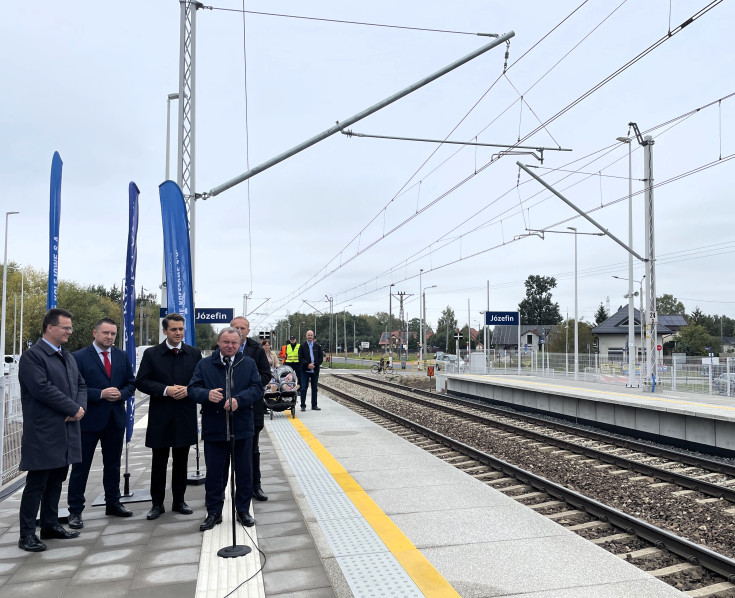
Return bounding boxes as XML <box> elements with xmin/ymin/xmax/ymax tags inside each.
<box><xmin>72</xmin><ymin>344</ymin><xmax>136</xmax><ymax>433</ymax></box>
<box><xmin>18</xmin><ymin>339</ymin><xmax>87</xmax><ymax>471</ymax></box>
<box><xmin>188</xmin><ymin>349</ymin><xmax>263</xmax><ymax>441</ymax></box>
<box><xmin>298</xmin><ymin>341</ymin><xmax>324</xmax><ymax>374</ymax></box>
<box><xmin>135</xmin><ymin>341</ymin><xmax>202</xmax><ymax>449</ymax></box>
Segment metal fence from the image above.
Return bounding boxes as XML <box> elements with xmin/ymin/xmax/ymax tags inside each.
<box><xmin>476</xmin><ymin>350</ymin><xmax>735</xmax><ymax>397</ymax></box>
<box><xmin>1</xmin><ymin>363</ymin><xmax>22</xmax><ymax>486</ymax></box>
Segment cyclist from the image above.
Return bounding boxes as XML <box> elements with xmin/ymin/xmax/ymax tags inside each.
<box><xmin>379</xmin><ymin>356</ymin><xmax>386</xmax><ymax>373</ymax></box>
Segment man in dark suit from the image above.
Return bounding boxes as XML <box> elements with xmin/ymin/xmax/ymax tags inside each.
<box><xmin>188</xmin><ymin>327</ymin><xmax>263</xmax><ymax>531</ymax></box>
<box><xmin>298</xmin><ymin>329</ymin><xmax>324</xmax><ymax>411</ymax></box>
<box><xmin>230</xmin><ymin>316</ymin><xmax>271</xmax><ymax>502</ymax></box>
<box><xmin>135</xmin><ymin>313</ymin><xmax>201</xmax><ymax>520</ymax></box>
<box><xmin>66</xmin><ymin>318</ymin><xmax>136</xmax><ymax>529</ymax></box>
<box><xmin>17</xmin><ymin>308</ymin><xmax>87</xmax><ymax>552</ymax></box>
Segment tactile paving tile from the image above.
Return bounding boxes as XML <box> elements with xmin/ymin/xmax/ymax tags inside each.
<box><xmin>337</xmin><ymin>553</ymin><xmax>426</xmax><ymax>598</ymax></box>
<box><xmin>268</xmin><ymin>412</ymin><xmax>426</xmax><ymax>597</ymax></box>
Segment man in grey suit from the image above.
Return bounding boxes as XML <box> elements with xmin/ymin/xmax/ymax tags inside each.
<box><xmin>17</xmin><ymin>308</ymin><xmax>87</xmax><ymax>552</ymax></box>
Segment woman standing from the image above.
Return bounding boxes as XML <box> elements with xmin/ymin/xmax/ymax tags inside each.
<box><xmin>261</xmin><ymin>339</ymin><xmax>280</xmax><ymax>369</ymax></box>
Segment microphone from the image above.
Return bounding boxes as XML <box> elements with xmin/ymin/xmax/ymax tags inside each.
<box><xmin>223</xmin><ymin>355</ymin><xmax>232</xmax><ymax>366</ymax></box>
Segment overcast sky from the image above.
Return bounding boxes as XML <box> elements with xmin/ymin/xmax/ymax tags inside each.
<box><xmin>2</xmin><ymin>1</ymin><xmax>733</xmax><ymax>337</ymax></box>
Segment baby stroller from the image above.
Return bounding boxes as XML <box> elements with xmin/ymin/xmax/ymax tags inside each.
<box><xmin>264</xmin><ymin>365</ymin><xmax>299</xmax><ymax>419</ymax></box>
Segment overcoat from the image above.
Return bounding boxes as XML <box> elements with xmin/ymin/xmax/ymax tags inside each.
<box><xmin>72</xmin><ymin>344</ymin><xmax>136</xmax><ymax>433</ymax></box>
<box><xmin>187</xmin><ymin>349</ymin><xmax>262</xmax><ymax>441</ymax></box>
<box><xmin>18</xmin><ymin>339</ymin><xmax>87</xmax><ymax>471</ymax></box>
<box><xmin>135</xmin><ymin>341</ymin><xmax>201</xmax><ymax>448</ymax></box>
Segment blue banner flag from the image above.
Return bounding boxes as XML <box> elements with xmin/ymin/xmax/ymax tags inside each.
<box><xmin>47</xmin><ymin>152</ymin><xmax>62</xmax><ymax>310</ymax></box>
<box><xmin>124</xmin><ymin>182</ymin><xmax>140</xmax><ymax>444</ymax></box>
<box><xmin>159</xmin><ymin>181</ymin><xmax>195</xmax><ymax>346</ymax></box>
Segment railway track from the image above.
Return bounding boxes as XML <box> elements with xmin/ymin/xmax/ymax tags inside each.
<box><xmin>320</xmin><ymin>375</ymin><xmax>735</xmax><ymax>597</ymax></box>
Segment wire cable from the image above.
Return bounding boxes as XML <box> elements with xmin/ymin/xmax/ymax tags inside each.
<box><xmin>206</xmin><ymin>5</ymin><xmax>481</xmax><ymax>36</ymax></box>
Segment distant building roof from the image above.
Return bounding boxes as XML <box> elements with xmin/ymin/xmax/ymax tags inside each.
<box><xmin>591</xmin><ymin>307</ymin><xmax>686</xmax><ymax>335</ymax></box>
<box><xmin>492</xmin><ymin>324</ymin><xmax>561</xmax><ymax>346</ymax></box>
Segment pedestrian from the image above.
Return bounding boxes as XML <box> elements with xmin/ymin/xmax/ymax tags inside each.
<box><xmin>188</xmin><ymin>327</ymin><xmax>264</xmax><ymax>531</ymax></box>
<box><xmin>67</xmin><ymin>318</ymin><xmax>136</xmax><ymax>529</ymax></box>
<box><xmin>135</xmin><ymin>313</ymin><xmax>202</xmax><ymax>520</ymax></box>
<box><xmin>230</xmin><ymin>317</ymin><xmax>271</xmax><ymax>502</ymax></box>
<box><xmin>298</xmin><ymin>329</ymin><xmax>324</xmax><ymax>411</ymax></box>
<box><xmin>17</xmin><ymin>308</ymin><xmax>87</xmax><ymax>552</ymax></box>
<box><xmin>261</xmin><ymin>338</ymin><xmax>280</xmax><ymax>368</ymax></box>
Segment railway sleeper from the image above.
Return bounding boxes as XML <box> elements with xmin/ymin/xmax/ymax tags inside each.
<box><xmin>591</xmin><ymin>533</ymin><xmax>636</xmax><ymax>545</ymax></box>
<box><xmin>685</xmin><ymin>581</ymin><xmax>735</xmax><ymax>597</ymax></box>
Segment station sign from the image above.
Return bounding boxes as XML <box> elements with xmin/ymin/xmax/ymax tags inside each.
<box><xmin>485</xmin><ymin>311</ymin><xmax>520</xmax><ymax>326</ymax></box>
<box><xmin>159</xmin><ymin>307</ymin><xmax>234</xmax><ymax>324</ymax></box>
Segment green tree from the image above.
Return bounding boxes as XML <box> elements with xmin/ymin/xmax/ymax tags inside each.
<box><xmin>594</xmin><ymin>303</ymin><xmax>609</xmax><ymax>325</ymax></box>
<box><xmin>194</xmin><ymin>323</ymin><xmax>217</xmax><ymax>352</ymax></box>
<box><xmin>676</xmin><ymin>324</ymin><xmax>719</xmax><ymax>356</ymax></box>
<box><xmin>547</xmin><ymin>319</ymin><xmax>595</xmax><ymax>354</ymax></box>
<box><xmin>657</xmin><ymin>294</ymin><xmax>685</xmax><ymax>315</ymax></box>
<box><xmin>518</xmin><ymin>275</ymin><xmax>562</xmax><ymax>325</ymax></box>
<box><xmin>435</xmin><ymin>307</ymin><xmax>458</xmax><ymax>352</ymax></box>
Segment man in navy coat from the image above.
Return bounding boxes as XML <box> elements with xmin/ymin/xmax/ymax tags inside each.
<box><xmin>66</xmin><ymin>318</ymin><xmax>136</xmax><ymax>529</ymax></box>
<box><xmin>135</xmin><ymin>313</ymin><xmax>201</xmax><ymax>520</ymax></box>
<box><xmin>17</xmin><ymin>308</ymin><xmax>87</xmax><ymax>552</ymax></box>
<box><xmin>188</xmin><ymin>327</ymin><xmax>263</xmax><ymax>531</ymax></box>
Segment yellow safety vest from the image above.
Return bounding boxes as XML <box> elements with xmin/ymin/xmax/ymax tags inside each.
<box><xmin>285</xmin><ymin>343</ymin><xmax>300</xmax><ymax>363</ymax></box>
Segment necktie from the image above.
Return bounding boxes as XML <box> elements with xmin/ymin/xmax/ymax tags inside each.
<box><xmin>172</xmin><ymin>347</ymin><xmax>179</xmax><ymax>356</ymax></box>
<box><xmin>102</xmin><ymin>350</ymin><xmax>111</xmax><ymax>377</ymax></box>
<box><xmin>57</xmin><ymin>349</ymin><xmax>64</xmax><ymax>361</ymax></box>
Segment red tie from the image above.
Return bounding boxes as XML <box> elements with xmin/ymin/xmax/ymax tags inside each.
<box><xmin>102</xmin><ymin>351</ymin><xmax>111</xmax><ymax>377</ymax></box>
<box><xmin>172</xmin><ymin>347</ymin><xmax>179</xmax><ymax>356</ymax></box>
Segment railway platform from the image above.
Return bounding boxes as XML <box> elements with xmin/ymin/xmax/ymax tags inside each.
<box><xmin>441</xmin><ymin>373</ymin><xmax>735</xmax><ymax>456</ymax></box>
<box><xmin>0</xmin><ymin>380</ymin><xmax>684</xmax><ymax>597</ymax></box>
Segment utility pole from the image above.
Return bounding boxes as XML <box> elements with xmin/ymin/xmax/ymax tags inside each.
<box><xmin>388</xmin><ymin>284</ymin><xmax>395</xmax><ymax>364</ymax></box>
<box><xmin>397</xmin><ymin>291</ymin><xmax>411</xmax><ymax>360</ymax></box>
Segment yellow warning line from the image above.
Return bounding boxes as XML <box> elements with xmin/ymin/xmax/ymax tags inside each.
<box><xmin>289</xmin><ymin>417</ymin><xmax>460</xmax><ymax>598</ymax></box>
<box><xmin>483</xmin><ymin>376</ymin><xmax>735</xmax><ymax>413</ymax></box>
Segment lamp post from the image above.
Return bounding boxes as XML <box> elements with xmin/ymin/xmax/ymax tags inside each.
<box><xmin>617</xmin><ymin>135</ymin><xmax>636</xmax><ymax>388</ymax></box>
<box><xmin>419</xmin><ymin>269</ymin><xmax>423</xmax><ymax>369</ymax></box>
<box><xmin>343</xmin><ymin>305</ymin><xmax>352</xmax><ymax>360</ymax></box>
<box><xmin>567</xmin><ymin>226</ymin><xmax>578</xmax><ymax>379</ymax></box>
<box><xmin>18</xmin><ymin>269</ymin><xmax>24</xmax><ymax>356</ymax></box>
<box><xmin>389</xmin><ymin>283</ymin><xmax>395</xmax><ymax>365</ymax></box>
<box><xmin>423</xmin><ymin>285</ymin><xmax>437</xmax><ymax>366</ymax></box>
<box><xmin>613</xmin><ymin>274</ymin><xmax>645</xmax><ymax>387</ymax></box>
<box><xmin>1</xmin><ymin>210</ymin><xmax>19</xmax><ymax>487</ymax></box>
<box><xmin>325</xmin><ymin>295</ymin><xmax>333</xmax><ymax>366</ymax></box>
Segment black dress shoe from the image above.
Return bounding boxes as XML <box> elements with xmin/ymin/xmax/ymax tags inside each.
<box><xmin>252</xmin><ymin>486</ymin><xmax>268</xmax><ymax>501</ymax></box>
<box><xmin>236</xmin><ymin>511</ymin><xmax>255</xmax><ymax>527</ymax></box>
<box><xmin>40</xmin><ymin>525</ymin><xmax>80</xmax><ymax>540</ymax></box>
<box><xmin>311</xmin><ymin>406</ymin><xmax>321</xmax><ymax>411</ymax></box>
<box><xmin>199</xmin><ymin>512</ymin><xmax>222</xmax><ymax>531</ymax></box>
<box><xmin>172</xmin><ymin>501</ymin><xmax>193</xmax><ymax>515</ymax></box>
<box><xmin>18</xmin><ymin>535</ymin><xmax>46</xmax><ymax>552</ymax></box>
<box><xmin>68</xmin><ymin>512</ymin><xmax>84</xmax><ymax>529</ymax></box>
<box><xmin>106</xmin><ymin>502</ymin><xmax>133</xmax><ymax>518</ymax></box>
<box><xmin>300</xmin><ymin>406</ymin><xmax>307</xmax><ymax>411</ymax></box>
<box><xmin>147</xmin><ymin>504</ymin><xmax>165</xmax><ymax>520</ymax></box>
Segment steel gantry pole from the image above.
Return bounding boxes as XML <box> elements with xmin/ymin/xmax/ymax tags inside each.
<box><xmin>617</xmin><ymin>135</ymin><xmax>636</xmax><ymax>387</ymax></box>
<box><xmin>643</xmin><ymin>135</ymin><xmax>657</xmax><ymax>388</ymax></box>
<box><xmin>567</xmin><ymin>227</ymin><xmax>579</xmax><ymax>380</ymax></box>
<box><xmin>178</xmin><ymin>0</ymin><xmax>199</xmax><ymax>286</ymax></box>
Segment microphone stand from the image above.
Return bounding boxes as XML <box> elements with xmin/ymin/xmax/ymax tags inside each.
<box><xmin>218</xmin><ymin>355</ymin><xmax>251</xmax><ymax>558</ymax></box>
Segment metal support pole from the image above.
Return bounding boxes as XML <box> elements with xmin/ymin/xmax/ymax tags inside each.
<box><xmin>618</xmin><ymin>135</ymin><xmax>636</xmax><ymax>387</ymax></box>
<box><xmin>419</xmin><ymin>270</ymin><xmax>423</xmax><ymax>370</ymax></box>
<box><xmin>568</xmin><ymin>227</ymin><xmax>579</xmax><ymax>380</ymax></box>
<box><xmin>643</xmin><ymin>136</ymin><xmax>657</xmax><ymax>388</ymax></box>
<box><xmin>0</xmin><ymin>211</ymin><xmax>19</xmax><ymax>486</ymax></box>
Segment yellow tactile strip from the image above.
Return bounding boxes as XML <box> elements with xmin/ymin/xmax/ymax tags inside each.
<box><xmin>289</xmin><ymin>417</ymin><xmax>461</xmax><ymax>598</ymax></box>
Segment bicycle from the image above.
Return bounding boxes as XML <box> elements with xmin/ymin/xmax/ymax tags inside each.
<box><xmin>370</xmin><ymin>361</ymin><xmax>394</xmax><ymax>374</ymax></box>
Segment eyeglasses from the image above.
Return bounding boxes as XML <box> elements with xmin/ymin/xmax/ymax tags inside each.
<box><xmin>53</xmin><ymin>325</ymin><xmax>73</xmax><ymax>332</ymax></box>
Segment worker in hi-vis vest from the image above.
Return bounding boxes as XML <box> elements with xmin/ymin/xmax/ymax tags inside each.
<box><xmin>282</xmin><ymin>335</ymin><xmax>301</xmax><ymax>382</ymax></box>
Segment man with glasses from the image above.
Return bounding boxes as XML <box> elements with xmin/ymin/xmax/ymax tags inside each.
<box><xmin>17</xmin><ymin>308</ymin><xmax>87</xmax><ymax>552</ymax></box>
<box><xmin>188</xmin><ymin>327</ymin><xmax>263</xmax><ymax>531</ymax></box>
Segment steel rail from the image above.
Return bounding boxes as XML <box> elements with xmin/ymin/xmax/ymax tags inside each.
<box><xmin>352</xmin><ymin>373</ymin><xmax>735</xmax><ymax>477</ymax></box>
<box><xmin>339</xmin><ymin>374</ymin><xmax>735</xmax><ymax>502</ymax></box>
